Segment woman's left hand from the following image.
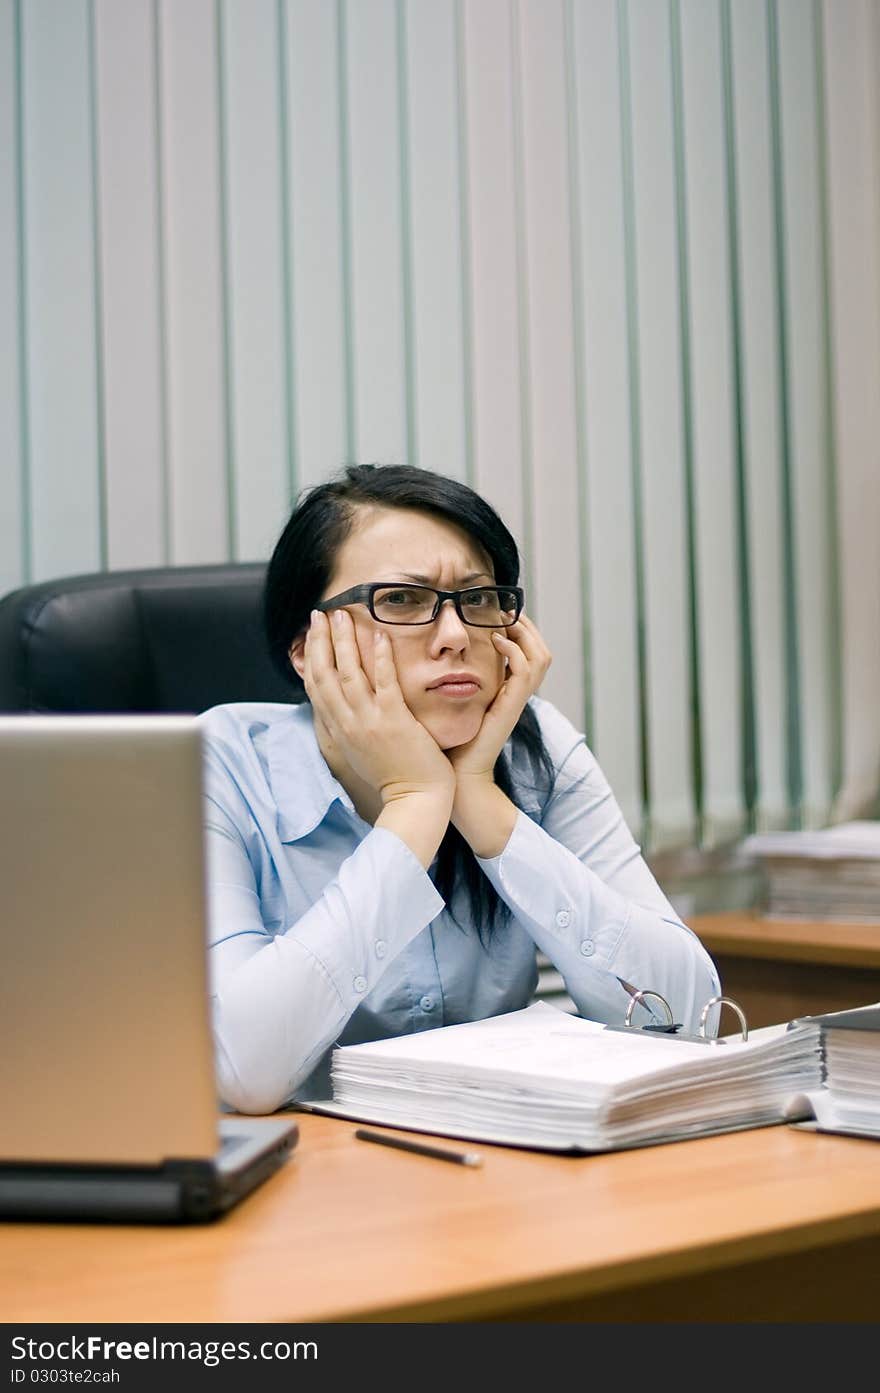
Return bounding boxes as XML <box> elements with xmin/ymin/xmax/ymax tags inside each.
<box><xmin>447</xmin><ymin>613</ymin><xmax>552</xmax><ymax>785</ymax></box>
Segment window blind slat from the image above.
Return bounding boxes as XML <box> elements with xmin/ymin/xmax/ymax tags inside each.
<box><xmin>568</xmin><ymin>0</ymin><xmax>642</xmax><ymax>834</ymax></box>
<box><xmin>677</xmin><ymin>0</ymin><xmax>745</xmax><ymax>847</ymax></box>
<box><xmin>284</xmin><ymin>0</ymin><xmax>349</xmax><ymax>491</ymax></box>
<box><xmin>821</xmin><ymin>0</ymin><xmax>880</xmax><ymax>822</ymax></box>
<box><xmin>401</xmin><ymin>0</ymin><xmax>468</xmax><ymax>483</ymax></box>
<box><xmin>517</xmin><ymin>0</ymin><xmax>585</xmax><ymax>729</ymax></box>
<box><xmin>775</xmin><ymin>0</ymin><xmax>839</xmax><ymax>828</ymax></box>
<box><xmin>625</xmin><ymin>0</ymin><xmax>695</xmax><ymax>850</ymax></box>
<box><xmin>220</xmin><ymin>0</ymin><xmax>289</xmax><ymax>561</ymax></box>
<box><xmin>343</xmin><ymin>0</ymin><xmax>408</xmax><ymax>463</ymax></box>
<box><xmin>461</xmin><ymin>0</ymin><xmax>528</xmax><ymax>557</ymax></box>
<box><xmin>158</xmin><ymin>0</ymin><xmax>229</xmax><ymax>564</ymax></box>
<box><xmin>23</xmin><ymin>0</ymin><xmax>103</xmax><ymax>580</ymax></box>
<box><xmin>0</xmin><ymin>0</ymin><xmax>26</xmax><ymax>595</ymax></box>
<box><xmin>729</xmin><ymin>0</ymin><xmax>790</xmax><ymax>833</ymax></box>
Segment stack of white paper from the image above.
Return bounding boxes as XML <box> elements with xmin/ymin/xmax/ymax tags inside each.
<box><xmin>742</xmin><ymin>820</ymin><xmax>880</xmax><ymax>921</ymax></box>
<box><xmin>807</xmin><ymin>1005</ymin><xmax>880</xmax><ymax>1138</ymax></box>
<box><xmin>309</xmin><ymin>1002</ymin><xmax>824</xmax><ymax>1153</ymax></box>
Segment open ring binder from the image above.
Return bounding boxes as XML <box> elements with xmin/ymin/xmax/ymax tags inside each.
<box><xmin>700</xmin><ymin>994</ymin><xmax>748</xmax><ymax>1042</ymax></box>
<box><xmin>624</xmin><ymin>990</ymin><xmax>674</xmax><ymax>1028</ymax></box>
<box><xmin>608</xmin><ymin>978</ymin><xmax>750</xmax><ymax>1044</ymax></box>
<box><xmin>304</xmin><ymin>995</ymin><xmax>834</xmax><ymax>1154</ymax></box>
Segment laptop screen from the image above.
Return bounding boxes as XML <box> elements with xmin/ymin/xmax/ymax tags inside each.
<box><xmin>0</xmin><ymin>716</ymin><xmax>220</xmax><ymax>1165</ymax></box>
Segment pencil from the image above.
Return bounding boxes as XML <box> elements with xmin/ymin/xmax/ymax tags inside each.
<box><xmin>353</xmin><ymin>1128</ymin><xmax>483</xmax><ymax>1167</ymax></box>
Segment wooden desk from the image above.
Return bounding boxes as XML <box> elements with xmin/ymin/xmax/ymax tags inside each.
<box><xmin>691</xmin><ymin>912</ymin><xmax>880</xmax><ymax>1029</ymax></box>
<box><xmin>3</xmin><ymin>1115</ymin><xmax>880</xmax><ymax>1322</ymax></box>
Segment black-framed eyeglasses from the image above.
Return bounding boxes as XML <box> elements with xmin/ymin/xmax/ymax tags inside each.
<box><xmin>316</xmin><ymin>583</ymin><xmax>524</xmax><ymax>628</ymax></box>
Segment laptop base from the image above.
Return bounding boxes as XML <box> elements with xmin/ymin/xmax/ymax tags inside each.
<box><xmin>0</xmin><ymin>1118</ymin><xmax>298</xmax><ymax>1224</ymax></box>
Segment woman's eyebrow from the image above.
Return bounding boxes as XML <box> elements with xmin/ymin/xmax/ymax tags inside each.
<box><xmin>391</xmin><ymin>571</ymin><xmax>493</xmax><ymax>585</ymax></box>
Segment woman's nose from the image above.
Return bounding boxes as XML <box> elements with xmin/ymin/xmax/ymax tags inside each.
<box><xmin>429</xmin><ymin>598</ymin><xmax>469</xmax><ymax>649</ymax></box>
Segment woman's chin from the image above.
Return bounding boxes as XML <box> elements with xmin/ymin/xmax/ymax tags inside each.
<box><xmin>422</xmin><ymin>711</ymin><xmax>484</xmax><ymax>752</ymax></box>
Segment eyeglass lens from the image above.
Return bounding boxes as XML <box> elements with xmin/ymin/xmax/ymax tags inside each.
<box><xmin>371</xmin><ymin>585</ymin><xmax>519</xmax><ymax>626</ymax></box>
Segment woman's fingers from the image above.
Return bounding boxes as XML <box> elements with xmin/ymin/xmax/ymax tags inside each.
<box><xmin>303</xmin><ymin>611</ymin><xmax>363</xmax><ymax>728</ymax></box>
<box><xmin>496</xmin><ymin>628</ymin><xmax>547</xmax><ymax>686</ymax></box>
<box><xmin>505</xmin><ymin>614</ymin><xmax>552</xmax><ymax>679</ymax></box>
<box><xmin>372</xmin><ymin>629</ymin><xmax>407</xmax><ymax>706</ymax></box>
<box><xmin>489</xmin><ymin>633</ymin><xmax>531</xmax><ymax>708</ymax></box>
<box><xmin>303</xmin><ymin>612</ymin><xmax>335</xmax><ymax>699</ymax></box>
<box><xmin>493</xmin><ymin>631</ymin><xmax>528</xmax><ymax>673</ymax></box>
<box><xmin>301</xmin><ymin>617</ymin><xmax>328</xmax><ymax>717</ymax></box>
<box><xmin>470</xmin><ymin>621</ymin><xmax>550</xmax><ymax>742</ymax></box>
<box><xmin>327</xmin><ymin>608</ymin><xmax>374</xmax><ymax>702</ymax></box>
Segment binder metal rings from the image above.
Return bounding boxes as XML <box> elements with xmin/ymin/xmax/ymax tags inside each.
<box><xmin>699</xmin><ymin>994</ymin><xmax>748</xmax><ymax>1043</ymax></box>
<box><xmin>623</xmin><ymin>990</ymin><xmax>675</xmax><ymax>1028</ymax></box>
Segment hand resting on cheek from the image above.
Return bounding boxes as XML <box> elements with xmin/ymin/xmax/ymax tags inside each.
<box><xmin>302</xmin><ymin>609</ymin><xmax>455</xmax><ymax>869</ymax></box>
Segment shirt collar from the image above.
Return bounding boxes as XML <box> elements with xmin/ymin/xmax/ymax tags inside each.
<box><xmin>266</xmin><ymin>703</ymin><xmax>357</xmax><ymax>842</ymax></box>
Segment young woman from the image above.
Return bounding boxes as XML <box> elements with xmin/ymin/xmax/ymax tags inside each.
<box><xmin>201</xmin><ymin>464</ymin><xmax>719</xmax><ymax>1113</ymax></box>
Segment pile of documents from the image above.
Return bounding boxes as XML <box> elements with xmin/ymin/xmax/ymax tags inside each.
<box><xmin>806</xmin><ymin>1004</ymin><xmax>880</xmax><ymax>1139</ymax></box>
<box><xmin>305</xmin><ymin>1002</ymin><xmax>825</xmax><ymax>1153</ymax></box>
<box><xmin>741</xmin><ymin>820</ymin><xmax>880</xmax><ymax>921</ymax></box>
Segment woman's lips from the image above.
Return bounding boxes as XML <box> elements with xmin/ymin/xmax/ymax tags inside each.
<box><xmin>429</xmin><ymin>680</ymin><xmax>480</xmax><ymax>698</ymax></box>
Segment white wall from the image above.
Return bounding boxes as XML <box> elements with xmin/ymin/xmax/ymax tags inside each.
<box><xmin>1</xmin><ymin>0</ymin><xmax>879</xmax><ymax>852</ymax></box>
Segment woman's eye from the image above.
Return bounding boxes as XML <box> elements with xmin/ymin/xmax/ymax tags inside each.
<box><xmin>461</xmin><ymin>590</ymin><xmax>488</xmax><ymax>606</ymax></box>
<box><xmin>383</xmin><ymin>590</ymin><xmax>419</xmax><ymax>605</ymax></box>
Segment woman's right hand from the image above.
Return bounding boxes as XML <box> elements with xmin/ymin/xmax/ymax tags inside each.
<box><xmin>303</xmin><ymin>609</ymin><xmax>455</xmax><ymax>808</ymax></box>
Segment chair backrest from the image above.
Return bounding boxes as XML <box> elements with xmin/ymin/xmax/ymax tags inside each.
<box><xmin>0</xmin><ymin>563</ymin><xmax>298</xmax><ymax>714</ymax></box>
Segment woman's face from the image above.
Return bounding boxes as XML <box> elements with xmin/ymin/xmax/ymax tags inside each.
<box><xmin>300</xmin><ymin>505</ymin><xmax>507</xmax><ymax>750</ymax></box>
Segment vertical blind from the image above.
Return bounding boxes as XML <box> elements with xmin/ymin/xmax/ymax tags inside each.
<box><xmin>1</xmin><ymin>0</ymin><xmax>878</xmax><ymax>856</ymax></box>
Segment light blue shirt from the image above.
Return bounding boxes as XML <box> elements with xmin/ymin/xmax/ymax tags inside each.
<box><xmin>200</xmin><ymin>695</ymin><xmax>720</xmax><ymax>1113</ymax></box>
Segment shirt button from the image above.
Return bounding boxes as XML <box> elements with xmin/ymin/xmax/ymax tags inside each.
<box><xmin>420</xmin><ymin>995</ymin><xmax>435</xmax><ymax>1012</ymax></box>
<box><xmin>374</xmin><ymin>940</ymin><xmax>387</xmax><ymax>959</ymax></box>
<box><xmin>555</xmin><ymin>909</ymin><xmax>572</xmax><ymax>928</ymax></box>
<box><xmin>579</xmin><ymin>939</ymin><xmax>594</xmax><ymax>957</ymax></box>
<box><xmin>353</xmin><ymin>975</ymin><xmax>368</xmax><ymax>994</ymax></box>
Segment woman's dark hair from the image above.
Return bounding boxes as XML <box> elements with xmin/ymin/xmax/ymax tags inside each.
<box><xmin>264</xmin><ymin>464</ymin><xmax>556</xmax><ymax>940</ymax></box>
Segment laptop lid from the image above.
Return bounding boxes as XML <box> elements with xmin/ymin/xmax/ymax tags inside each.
<box><xmin>1</xmin><ymin>714</ymin><xmax>230</xmax><ymax>1166</ymax></box>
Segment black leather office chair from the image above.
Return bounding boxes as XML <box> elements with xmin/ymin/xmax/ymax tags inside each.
<box><xmin>0</xmin><ymin>563</ymin><xmax>299</xmax><ymax>714</ymax></box>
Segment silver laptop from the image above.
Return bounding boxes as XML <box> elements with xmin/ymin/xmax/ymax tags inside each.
<box><xmin>0</xmin><ymin>715</ymin><xmax>297</xmax><ymax>1222</ymax></box>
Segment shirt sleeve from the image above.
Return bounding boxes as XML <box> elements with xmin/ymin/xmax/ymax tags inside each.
<box><xmin>203</xmin><ymin>767</ymin><xmax>444</xmax><ymax>1115</ymax></box>
<box><xmin>475</xmin><ymin>704</ymin><xmax>721</xmax><ymax>1034</ymax></box>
